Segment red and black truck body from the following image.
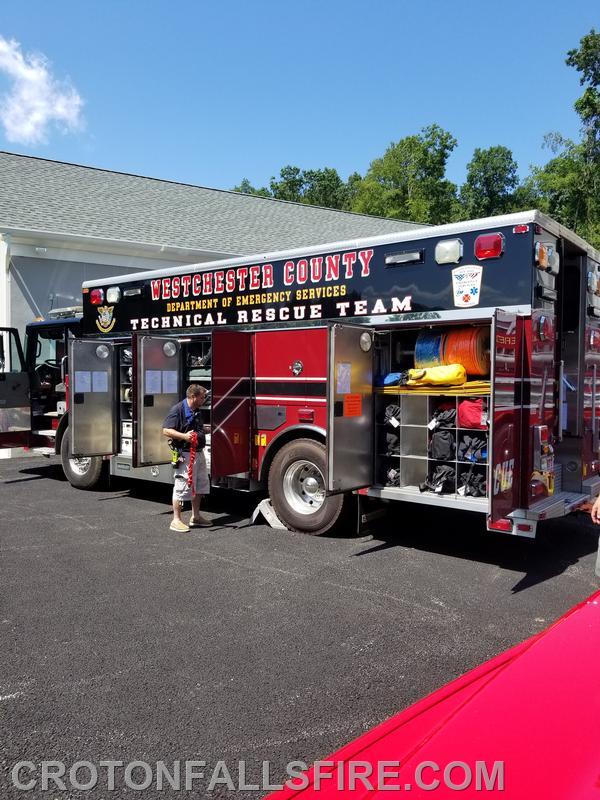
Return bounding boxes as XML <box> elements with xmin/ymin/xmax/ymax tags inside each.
<box><xmin>2</xmin><ymin>211</ymin><xmax>599</xmax><ymax>536</ymax></box>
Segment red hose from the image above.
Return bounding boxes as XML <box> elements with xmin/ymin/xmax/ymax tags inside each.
<box><xmin>443</xmin><ymin>328</ymin><xmax>489</xmax><ymax>376</ymax></box>
<box><xmin>187</xmin><ymin>431</ymin><xmax>198</xmax><ymax>497</ymax></box>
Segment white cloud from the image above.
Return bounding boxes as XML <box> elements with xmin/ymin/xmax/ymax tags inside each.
<box><xmin>0</xmin><ymin>35</ymin><xmax>83</xmax><ymax>145</ymax></box>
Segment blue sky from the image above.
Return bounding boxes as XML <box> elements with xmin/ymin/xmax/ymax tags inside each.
<box><xmin>0</xmin><ymin>0</ymin><xmax>597</xmax><ymax>193</ymax></box>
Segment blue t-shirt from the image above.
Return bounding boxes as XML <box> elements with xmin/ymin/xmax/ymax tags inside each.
<box><xmin>163</xmin><ymin>399</ymin><xmax>205</xmax><ymax>450</ymax></box>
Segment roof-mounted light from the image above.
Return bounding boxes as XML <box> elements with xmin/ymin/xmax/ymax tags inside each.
<box><xmin>435</xmin><ymin>239</ymin><xmax>463</xmax><ymax>265</ymax></box>
<box><xmin>475</xmin><ymin>233</ymin><xmax>504</xmax><ymax>260</ymax></box>
<box><xmin>385</xmin><ymin>249</ymin><xmax>424</xmax><ymax>266</ymax></box>
<box><xmin>106</xmin><ymin>287</ymin><xmax>121</xmax><ymax>304</ymax></box>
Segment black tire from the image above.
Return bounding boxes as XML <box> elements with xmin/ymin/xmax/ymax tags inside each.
<box><xmin>60</xmin><ymin>428</ymin><xmax>105</xmax><ymax>489</ymax></box>
<box><xmin>268</xmin><ymin>438</ymin><xmax>344</xmax><ymax>535</ymax></box>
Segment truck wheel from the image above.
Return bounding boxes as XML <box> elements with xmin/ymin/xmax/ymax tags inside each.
<box><xmin>268</xmin><ymin>438</ymin><xmax>344</xmax><ymax>535</ymax></box>
<box><xmin>60</xmin><ymin>429</ymin><xmax>104</xmax><ymax>489</ymax></box>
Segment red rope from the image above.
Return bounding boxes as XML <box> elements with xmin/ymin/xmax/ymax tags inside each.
<box><xmin>187</xmin><ymin>431</ymin><xmax>198</xmax><ymax>497</ymax></box>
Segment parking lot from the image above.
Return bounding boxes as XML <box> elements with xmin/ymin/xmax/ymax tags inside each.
<box><xmin>1</xmin><ymin>455</ymin><xmax>599</xmax><ymax>797</ymax></box>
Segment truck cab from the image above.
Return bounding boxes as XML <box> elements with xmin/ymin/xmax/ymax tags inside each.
<box><xmin>0</xmin><ymin>309</ymin><xmax>81</xmax><ymax>454</ymax></box>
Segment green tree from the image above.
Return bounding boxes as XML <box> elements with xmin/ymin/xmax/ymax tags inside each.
<box><xmin>343</xmin><ymin>171</ymin><xmax>363</xmax><ymax>211</ymax></box>
<box><xmin>350</xmin><ymin>124</ymin><xmax>458</xmax><ymax>224</ymax></box>
<box><xmin>459</xmin><ymin>146</ymin><xmax>519</xmax><ymax>218</ymax></box>
<box><xmin>567</xmin><ymin>29</ymin><xmax>600</xmax><ymax>164</ymax></box>
<box><xmin>566</xmin><ymin>29</ymin><xmax>600</xmax><ymax>245</ymax></box>
<box><xmin>267</xmin><ymin>165</ymin><xmax>349</xmax><ymax>209</ymax></box>
<box><xmin>232</xmin><ymin>178</ymin><xmax>272</xmax><ymax>197</ymax></box>
<box><xmin>526</xmin><ymin>31</ymin><xmax>600</xmax><ymax>247</ymax></box>
<box><xmin>302</xmin><ymin>167</ymin><xmax>348</xmax><ymax>209</ymax></box>
<box><xmin>269</xmin><ymin>165</ymin><xmax>305</xmax><ymax>202</ymax></box>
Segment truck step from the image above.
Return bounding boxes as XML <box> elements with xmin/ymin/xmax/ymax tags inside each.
<box><xmin>32</xmin><ymin>447</ymin><xmax>56</xmax><ymax>457</ymax></box>
<box><xmin>526</xmin><ymin>491</ymin><xmax>589</xmax><ymax>520</ymax></box>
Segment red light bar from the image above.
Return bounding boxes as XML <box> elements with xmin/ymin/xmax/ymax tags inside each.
<box><xmin>90</xmin><ymin>288</ymin><xmax>104</xmax><ymax>305</ymax></box>
<box><xmin>513</xmin><ymin>224</ymin><xmax>529</xmax><ymax>234</ymax></box>
<box><xmin>488</xmin><ymin>517</ymin><xmax>513</xmax><ymax>532</ymax></box>
<box><xmin>475</xmin><ymin>233</ymin><xmax>505</xmax><ymax>260</ymax></box>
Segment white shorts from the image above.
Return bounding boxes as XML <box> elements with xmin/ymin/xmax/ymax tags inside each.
<box><xmin>173</xmin><ymin>449</ymin><xmax>210</xmax><ymax>502</ymax></box>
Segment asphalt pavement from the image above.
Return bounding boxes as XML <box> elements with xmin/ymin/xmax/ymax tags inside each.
<box><xmin>1</xmin><ymin>456</ymin><xmax>598</xmax><ymax>798</ymax></box>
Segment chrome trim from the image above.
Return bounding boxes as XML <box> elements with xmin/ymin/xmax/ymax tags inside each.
<box><xmin>367</xmin><ymin>485</ymin><xmax>488</xmax><ymax>513</ymax></box>
<box><xmin>558</xmin><ymin>360</ymin><xmax>565</xmax><ymax>441</ymax></box>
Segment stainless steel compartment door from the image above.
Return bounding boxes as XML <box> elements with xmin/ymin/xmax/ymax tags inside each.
<box><xmin>69</xmin><ymin>339</ymin><xmax>117</xmax><ymax>456</ymax></box>
<box><xmin>327</xmin><ymin>324</ymin><xmax>374</xmax><ymax>493</ymax></box>
<box><xmin>134</xmin><ymin>335</ymin><xmax>181</xmax><ymax>467</ymax></box>
<box><xmin>211</xmin><ymin>330</ymin><xmax>252</xmax><ymax>479</ymax></box>
<box><xmin>490</xmin><ymin>310</ymin><xmax>523</xmax><ymax>522</ymax></box>
<box><xmin>0</xmin><ymin>327</ymin><xmax>30</xmax><ymax>448</ymax></box>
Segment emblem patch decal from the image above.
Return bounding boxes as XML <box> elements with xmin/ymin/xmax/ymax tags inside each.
<box><xmin>452</xmin><ymin>265</ymin><xmax>483</xmax><ymax>308</ymax></box>
<box><xmin>96</xmin><ymin>305</ymin><xmax>116</xmax><ymax>333</ymax></box>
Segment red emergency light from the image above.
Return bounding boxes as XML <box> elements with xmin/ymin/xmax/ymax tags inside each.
<box><xmin>475</xmin><ymin>233</ymin><xmax>504</xmax><ymax>260</ymax></box>
<box><xmin>90</xmin><ymin>288</ymin><xmax>104</xmax><ymax>305</ymax></box>
<box><xmin>488</xmin><ymin>517</ymin><xmax>513</xmax><ymax>533</ymax></box>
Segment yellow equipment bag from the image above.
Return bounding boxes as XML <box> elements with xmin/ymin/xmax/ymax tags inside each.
<box><xmin>407</xmin><ymin>363</ymin><xmax>467</xmax><ymax>387</ymax></box>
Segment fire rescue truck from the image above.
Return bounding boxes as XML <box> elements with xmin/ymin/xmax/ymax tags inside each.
<box><xmin>1</xmin><ymin>210</ymin><xmax>599</xmax><ymax>537</ymax></box>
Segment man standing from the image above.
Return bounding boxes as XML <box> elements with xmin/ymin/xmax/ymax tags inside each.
<box><xmin>162</xmin><ymin>384</ymin><xmax>211</xmax><ymax>532</ymax></box>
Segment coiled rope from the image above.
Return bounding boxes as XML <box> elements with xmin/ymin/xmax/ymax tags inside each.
<box><xmin>414</xmin><ymin>331</ymin><xmax>444</xmax><ymax>368</ymax></box>
<box><xmin>414</xmin><ymin>328</ymin><xmax>489</xmax><ymax>376</ymax></box>
<box><xmin>444</xmin><ymin>328</ymin><xmax>488</xmax><ymax>376</ymax></box>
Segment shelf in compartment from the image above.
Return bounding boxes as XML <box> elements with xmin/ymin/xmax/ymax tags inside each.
<box><xmin>457</xmin><ymin>460</ymin><xmax>488</xmax><ymax>466</ymax></box>
<box><xmin>375</xmin><ymin>387</ymin><xmax>490</xmax><ymax>397</ymax></box>
<box><xmin>367</xmin><ymin>484</ymin><xmax>488</xmax><ymax>512</ymax></box>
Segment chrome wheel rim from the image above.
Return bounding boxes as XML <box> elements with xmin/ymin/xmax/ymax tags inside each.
<box><xmin>282</xmin><ymin>459</ymin><xmax>326</xmax><ymax>515</ymax></box>
<box><xmin>70</xmin><ymin>456</ymin><xmax>92</xmax><ymax>476</ymax></box>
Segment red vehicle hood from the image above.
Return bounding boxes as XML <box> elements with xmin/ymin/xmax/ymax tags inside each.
<box><xmin>270</xmin><ymin>592</ymin><xmax>600</xmax><ymax>799</ymax></box>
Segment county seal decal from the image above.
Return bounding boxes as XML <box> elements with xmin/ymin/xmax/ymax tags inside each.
<box><xmin>451</xmin><ymin>265</ymin><xmax>483</xmax><ymax>308</ymax></box>
<box><xmin>96</xmin><ymin>305</ymin><xmax>116</xmax><ymax>333</ymax></box>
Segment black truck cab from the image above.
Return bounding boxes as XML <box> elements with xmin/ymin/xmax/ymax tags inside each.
<box><xmin>0</xmin><ymin>312</ymin><xmax>81</xmax><ymax>452</ymax></box>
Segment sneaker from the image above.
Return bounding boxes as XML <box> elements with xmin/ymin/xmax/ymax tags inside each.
<box><xmin>189</xmin><ymin>515</ymin><xmax>212</xmax><ymax>528</ymax></box>
<box><xmin>170</xmin><ymin>519</ymin><xmax>190</xmax><ymax>532</ymax></box>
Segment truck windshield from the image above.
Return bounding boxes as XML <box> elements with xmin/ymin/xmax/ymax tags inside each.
<box><xmin>26</xmin><ymin>326</ymin><xmax>67</xmax><ymax>391</ymax></box>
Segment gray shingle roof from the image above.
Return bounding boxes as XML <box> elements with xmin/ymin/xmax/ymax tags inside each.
<box><xmin>0</xmin><ymin>152</ymin><xmax>423</xmax><ymax>255</ymax></box>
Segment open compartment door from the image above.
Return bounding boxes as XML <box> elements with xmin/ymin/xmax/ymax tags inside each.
<box><xmin>490</xmin><ymin>310</ymin><xmax>523</xmax><ymax>522</ymax></box>
<box><xmin>68</xmin><ymin>338</ymin><xmax>117</xmax><ymax>457</ymax></box>
<box><xmin>0</xmin><ymin>327</ymin><xmax>30</xmax><ymax>448</ymax></box>
<box><xmin>327</xmin><ymin>324</ymin><xmax>374</xmax><ymax>493</ymax></box>
<box><xmin>133</xmin><ymin>334</ymin><xmax>181</xmax><ymax>467</ymax></box>
<box><xmin>211</xmin><ymin>330</ymin><xmax>252</xmax><ymax>479</ymax></box>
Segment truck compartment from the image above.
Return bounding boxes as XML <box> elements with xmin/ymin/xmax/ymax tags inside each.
<box><xmin>370</xmin><ymin>323</ymin><xmax>491</xmax><ymax>511</ymax></box>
